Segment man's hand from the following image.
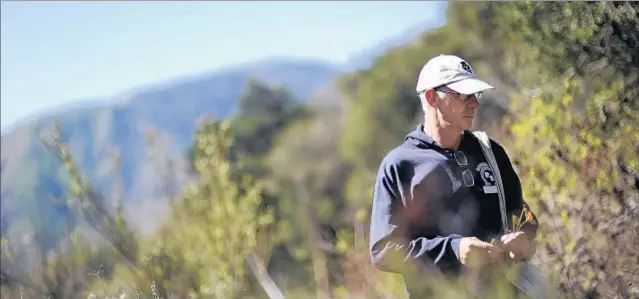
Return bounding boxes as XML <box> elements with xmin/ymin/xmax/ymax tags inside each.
<box><xmin>500</xmin><ymin>231</ymin><xmax>535</xmax><ymax>261</ymax></box>
<box><xmin>459</xmin><ymin>237</ymin><xmax>503</xmax><ymax>270</ymax></box>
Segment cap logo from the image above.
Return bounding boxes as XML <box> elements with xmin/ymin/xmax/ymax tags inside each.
<box><xmin>460</xmin><ymin>61</ymin><xmax>473</xmax><ymax>74</ymax></box>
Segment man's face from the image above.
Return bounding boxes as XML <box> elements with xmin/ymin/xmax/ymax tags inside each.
<box><xmin>435</xmin><ymin>87</ymin><xmax>480</xmax><ymax>131</ymax></box>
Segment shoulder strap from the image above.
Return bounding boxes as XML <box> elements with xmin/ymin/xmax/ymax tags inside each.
<box><xmin>473</xmin><ymin>132</ymin><xmax>557</xmax><ymax>299</ymax></box>
<box><xmin>472</xmin><ymin>131</ymin><xmax>510</xmax><ymax>233</ymax></box>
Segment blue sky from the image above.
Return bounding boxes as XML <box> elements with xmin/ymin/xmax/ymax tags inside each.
<box><xmin>1</xmin><ymin>1</ymin><xmax>446</xmax><ymax>130</ymax></box>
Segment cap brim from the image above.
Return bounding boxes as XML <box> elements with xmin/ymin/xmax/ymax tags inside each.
<box><xmin>447</xmin><ymin>77</ymin><xmax>495</xmax><ymax>94</ymax></box>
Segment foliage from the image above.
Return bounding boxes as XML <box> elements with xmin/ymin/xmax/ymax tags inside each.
<box><xmin>1</xmin><ymin>123</ymin><xmax>140</xmax><ymax>299</ymax></box>
<box><xmin>170</xmin><ymin>120</ymin><xmax>274</xmax><ymax>297</ymax></box>
<box><xmin>84</xmin><ymin>120</ymin><xmax>277</xmax><ymax>299</ymax></box>
<box><xmin>231</xmin><ymin>79</ymin><xmax>313</xmax><ymax>159</ymax></box>
<box><xmin>481</xmin><ymin>3</ymin><xmax>639</xmax><ymax>297</ymax></box>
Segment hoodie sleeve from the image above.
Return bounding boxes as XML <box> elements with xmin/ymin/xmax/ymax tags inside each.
<box><xmin>491</xmin><ymin>141</ymin><xmax>539</xmax><ymax>237</ymax></box>
<box><xmin>369</xmin><ymin>155</ymin><xmax>463</xmax><ymax>275</ymax></box>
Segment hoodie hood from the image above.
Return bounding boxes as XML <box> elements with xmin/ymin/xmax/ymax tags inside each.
<box><xmin>404</xmin><ymin>124</ymin><xmax>438</xmax><ymax>149</ymax></box>
<box><xmin>405</xmin><ymin>124</ymin><xmax>471</xmax><ymax>150</ymax></box>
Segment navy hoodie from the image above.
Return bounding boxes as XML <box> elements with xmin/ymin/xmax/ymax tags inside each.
<box><xmin>369</xmin><ymin>125</ymin><xmax>538</xmax><ymax>296</ymax></box>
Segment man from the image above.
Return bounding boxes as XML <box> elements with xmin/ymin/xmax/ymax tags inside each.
<box><xmin>369</xmin><ymin>54</ymin><xmax>539</xmax><ymax>298</ymax></box>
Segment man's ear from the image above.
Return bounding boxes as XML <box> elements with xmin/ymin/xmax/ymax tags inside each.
<box><xmin>424</xmin><ymin>89</ymin><xmax>439</xmax><ymax>108</ymax></box>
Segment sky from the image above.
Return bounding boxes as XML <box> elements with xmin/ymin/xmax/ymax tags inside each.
<box><xmin>1</xmin><ymin>1</ymin><xmax>446</xmax><ymax>131</ymax></box>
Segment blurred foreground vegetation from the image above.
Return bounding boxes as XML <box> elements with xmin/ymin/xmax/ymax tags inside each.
<box><xmin>2</xmin><ymin>2</ymin><xmax>638</xmax><ymax>299</ymax></box>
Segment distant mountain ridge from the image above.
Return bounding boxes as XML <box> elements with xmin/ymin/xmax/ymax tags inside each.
<box><xmin>0</xmin><ymin>57</ymin><xmax>343</xmax><ymax>136</ymax></box>
<box><xmin>0</xmin><ymin>57</ymin><xmax>343</xmax><ymax>248</ymax></box>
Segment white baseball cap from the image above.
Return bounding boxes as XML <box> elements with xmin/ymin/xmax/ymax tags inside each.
<box><xmin>415</xmin><ymin>54</ymin><xmax>495</xmax><ymax>95</ymax></box>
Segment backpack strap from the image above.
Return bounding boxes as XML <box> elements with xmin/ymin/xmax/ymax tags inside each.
<box><xmin>472</xmin><ymin>131</ymin><xmax>510</xmax><ymax>234</ymax></box>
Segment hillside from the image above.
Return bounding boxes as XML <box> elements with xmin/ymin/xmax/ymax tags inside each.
<box><xmin>332</xmin><ymin>3</ymin><xmax>638</xmax><ymax>298</ymax></box>
<box><xmin>0</xmin><ymin>58</ymin><xmax>341</xmax><ymax>241</ymax></box>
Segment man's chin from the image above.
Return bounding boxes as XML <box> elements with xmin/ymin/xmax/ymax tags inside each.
<box><xmin>461</xmin><ymin>117</ymin><xmax>475</xmax><ymax>130</ymax></box>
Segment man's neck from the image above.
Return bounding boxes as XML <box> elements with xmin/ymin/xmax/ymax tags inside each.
<box><xmin>423</xmin><ymin>120</ymin><xmax>464</xmax><ymax>150</ymax></box>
